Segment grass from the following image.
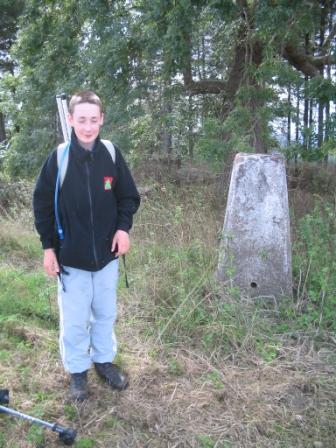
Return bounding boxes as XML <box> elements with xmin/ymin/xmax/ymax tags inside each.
<box><xmin>0</xmin><ymin>179</ymin><xmax>335</xmax><ymax>447</ymax></box>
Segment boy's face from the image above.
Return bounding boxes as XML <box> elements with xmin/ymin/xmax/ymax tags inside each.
<box><xmin>68</xmin><ymin>102</ymin><xmax>104</xmax><ymax>144</ymax></box>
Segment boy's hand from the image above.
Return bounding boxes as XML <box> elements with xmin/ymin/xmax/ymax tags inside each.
<box><xmin>43</xmin><ymin>248</ymin><xmax>60</xmax><ymax>276</ymax></box>
<box><xmin>112</xmin><ymin>230</ymin><xmax>130</xmax><ymax>256</ymax></box>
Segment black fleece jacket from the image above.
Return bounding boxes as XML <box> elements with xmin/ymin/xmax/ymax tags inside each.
<box><xmin>33</xmin><ymin>132</ymin><xmax>140</xmax><ymax>271</ymax></box>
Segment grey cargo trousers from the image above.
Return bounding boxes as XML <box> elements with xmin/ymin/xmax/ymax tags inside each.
<box><xmin>57</xmin><ymin>259</ymin><xmax>119</xmax><ymax>373</ymax></box>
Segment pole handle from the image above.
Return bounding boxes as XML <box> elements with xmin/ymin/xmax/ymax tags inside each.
<box><xmin>56</xmin><ymin>93</ymin><xmax>71</xmax><ymax>142</ymax></box>
<box><xmin>0</xmin><ymin>389</ymin><xmax>9</xmax><ymax>405</ymax></box>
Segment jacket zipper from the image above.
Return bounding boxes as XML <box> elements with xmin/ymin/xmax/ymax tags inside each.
<box><xmin>85</xmin><ymin>159</ymin><xmax>99</xmax><ymax>269</ymax></box>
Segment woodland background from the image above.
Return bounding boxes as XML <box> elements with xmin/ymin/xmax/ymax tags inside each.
<box><xmin>0</xmin><ymin>1</ymin><xmax>336</xmax><ymax>447</ymax></box>
<box><xmin>1</xmin><ymin>0</ymin><xmax>336</xmax><ymax>173</ymax></box>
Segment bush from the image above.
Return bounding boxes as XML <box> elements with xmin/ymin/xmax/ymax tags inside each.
<box><xmin>292</xmin><ymin>200</ymin><xmax>336</xmax><ymax>331</ymax></box>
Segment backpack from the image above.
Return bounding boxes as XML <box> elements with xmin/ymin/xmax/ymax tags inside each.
<box><xmin>54</xmin><ymin>139</ymin><xmax>116</xmax><ymax>239</ymax></box>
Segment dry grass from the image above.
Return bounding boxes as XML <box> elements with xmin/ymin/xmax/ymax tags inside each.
<box><xmin>108</xmin><ymin>334</ymin><xmax>336</xmax><ymax>447</ymax></box>
<box><xmin>1</xmin><ymin>318</ymin><xmax>335</xmax><ymax>447</ymax></box>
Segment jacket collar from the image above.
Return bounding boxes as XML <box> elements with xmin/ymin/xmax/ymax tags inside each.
<box><xmin>70</xmin><ymin>129</ymin><xmax>101</xmax><ymax>161</ymax></box>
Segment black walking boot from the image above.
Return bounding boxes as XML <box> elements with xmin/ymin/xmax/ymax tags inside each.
<box><xmin>69</xmin><ymin>371</ymin><xmax>88</xmax><ymax>401</ymax></box>
<box><xmin>94</xmin><ymin>362</ymin><xmax>129</xmax><ymax>390</ymax></box>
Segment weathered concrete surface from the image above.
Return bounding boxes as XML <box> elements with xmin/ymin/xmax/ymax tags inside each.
<box><xmin>217</xmin><ymin>153</ymin><xmax>292</xmax><ymax>298</ymax></box>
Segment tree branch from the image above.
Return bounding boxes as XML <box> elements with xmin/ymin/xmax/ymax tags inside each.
<box><xmin>283</xmin><ymin>44</ymin><xmax>319</xmax><ymax>77</ymax></box>
<box><xmin>283</xmin><ymin>42</ymin><xmax>336</xmax><ymax>77</ymax></box>
<box><xmin>183</xmin><ymin>78</ymin><xmax>227</xmax><ymax>95</ymax></box>
<box><xmin>183</xmin><ymin>19</ymin><xmax>248</xmax><ymax>97</ymax></box>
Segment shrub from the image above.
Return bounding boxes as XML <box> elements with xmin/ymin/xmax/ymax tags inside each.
<box><xmin>292</xmin><ymin>200</ymin><xmax>336</xmax><ymax>331</ymax></box>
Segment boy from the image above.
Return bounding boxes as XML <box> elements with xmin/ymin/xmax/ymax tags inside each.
<box><xmin>33</xmin><ymin>90</ymin><xmax>140</xmax><ymax>401</ymax></box>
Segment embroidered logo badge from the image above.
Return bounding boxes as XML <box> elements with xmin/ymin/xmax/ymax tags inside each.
<box><xmin>104</xmin><ymin>176</ymin><xmax>113</xmax><ymax>190</ymax></box>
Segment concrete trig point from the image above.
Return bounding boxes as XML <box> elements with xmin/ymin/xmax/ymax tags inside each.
<box><xmin>217</xmin><ymin>153</ymin><xmax>292</xmax><ymax>298</ymax></box>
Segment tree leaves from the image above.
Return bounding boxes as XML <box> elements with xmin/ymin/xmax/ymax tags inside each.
<box><xmin>1</xmin><ymin>0</ymin><xmax>335</xmax><ymax>174</ymax></box>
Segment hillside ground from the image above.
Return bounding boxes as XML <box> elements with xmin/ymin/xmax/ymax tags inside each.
<box><xmin>0</xmin><ymin>163</ymin><xmax>335</xmax><ymax>448</ymax></box>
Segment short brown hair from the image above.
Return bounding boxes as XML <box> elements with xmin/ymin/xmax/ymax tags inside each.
<box><xmin>69</xmin><ymin>90</ymin><xmax>103</xmax><ymax>114</ymax></box>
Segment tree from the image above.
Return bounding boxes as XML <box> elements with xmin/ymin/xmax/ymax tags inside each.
<box><xmin>4</xmin><ymin>0</ymin><xmax>85</xmax><ymax>175</ymax></box>
<box><xmin>2</xmin><ymin>0</ymin><xmax>336</xmax><ymax>176</ymax></box>
<box><xmin>0</xmin><ymin>0</ymin><xmax>24</xmax><ymax>143</ymax></box>
<box><xmin>153</xmin><ymin>0</ymin><xmax>336</xmax><ymax>153</ymax></box>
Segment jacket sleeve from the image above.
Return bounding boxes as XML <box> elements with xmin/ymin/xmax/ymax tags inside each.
<box><xmin>114</xmin><ymin>147</ymin><xmax>140</xmax><ymax>232</ymax></box>
<box><xmin>33</xmin><ymin>151</ymin><xmax>58</xmax><ymax>249</ymax></box>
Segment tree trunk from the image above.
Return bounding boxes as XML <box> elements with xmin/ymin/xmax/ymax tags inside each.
<box><xmin>0</xmin><ymin>112</ymin><xmax>6</xmax><ymax>143</ymax></box>
<box><xmin>317</xmin><ymin>90</ymin><xmax>324</xmax><ymax>149</ymax></box>
<box><xmin>317</xmin><ymin>0</ymin><xmax>327</xmax><ymax>149</ymax></box>
<box><xmin>303</xmin><ymin>34</ymin><xmax>310</xmax><ymax>150</ymax></box>
<box><xmin>162</xmin><ymin>79</ymin><xmax>172</xmax><ymax>156</ymax></box>
<box><xmin>303</xmin><ymin>76</ymin><xmax>309</xmax><ymax>150</ymax></box>
<box><xmin>324</xmin><ymin>2</ymin><xmax>333</xmax><ymax>162</ymax></box>
<box><xmin>309</xmin><ymin>97</ymin><xmax>313</xmax><ymax>150</ymax></box>
<box><xmin>248</xmin><ymin>41</ymin><xmax>268</xmax><ymax>154</ymax></box>
<box><xmin>188</xmin><ymin>95</ymin><xmax>194</xmax><ymax>158</ymax></box>
<box><xmin>287</xmin><ymin>86</ymin><xmax>291</xmax><ymax>146</ymax></box>
<box><xmin>162</xmin><ymin>129</ymin><xmax>172</xmax><ymax>155</ymax></box>
<box><xmin>213</xmin><ymin>13</ymin><xmax>268</xmax><ymax>153</ymax></box>
<box><xmin>295</xmin><ymin>83</ymin><xmax>300</xmax><ymax>143</ymax></box>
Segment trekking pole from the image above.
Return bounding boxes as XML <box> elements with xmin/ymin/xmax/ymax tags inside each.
<box><xmin>0</xmin><ymin>389</ymin><xmax>77</xmax><ymax>446</ymax></box>
<box><xmin>56</xmin><ymin>93</ymin><xmax>71</xmax><ymax>141</ymax></box>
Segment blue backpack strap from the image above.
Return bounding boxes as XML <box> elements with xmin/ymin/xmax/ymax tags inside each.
<box><xmin>55</xmin><ymin>142</ymin><xmax>70</xmax><ymax>240</ymax></box>
<box><xmin>57</xmin><ymin>142</ymin><xmax>70</xmax><ymax>187</ymax></box>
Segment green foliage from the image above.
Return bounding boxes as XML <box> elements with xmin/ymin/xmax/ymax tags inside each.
<box><xmin>0</xmin><ymin>0</ymin><xmax>24</xmax><ymax>70</ymax></box>
<box><xmin>167</xmin><ymin>356</ymin><xmax>184</xmax><ymax>375</ymax></box>
<box><xmin>5</xmin><ymin>127</ymin><xmax>56</xmax><ymax>177</ymax></box>
<box><xmin>308</xmin><ymin>76</ymin><xmax>336</xmax><ymax>104</ymax></box>
<box><xmin>0</xmin><ymin>176</ymin><xmax>33</xmax><ymax>216</ymax></box>
<box><xmin>129</xmin><ymin>114</ymin><xmax>161</xmax><ymax>160</ymax></box>
<box><xmin>283</xmin><ymin>130</ymin><xmax>336</xmax><ymax>163</ymax></box>
<box><xmin>204</xmin><ymin>370</ymin><xmax>224</xmax><ymax>389</ymax></box>
<box><xmin>27</xmin><ymin>424</ymin><xmax>45</xmax><ymax>447</ymax></box>
<box><xmin>0</xmin><ymin>268</ymin><xmax>58</xmax><ymax>324</ymax></box>
<box><xmin>196</xmin><ymin>434</ymin><xmax>216</xmax><ymax>448</ymax></box>
<box><xmin>293</xmin><ymin>200</ymin><xmax>336</xmax><ymax>331</ymax></box>
<box><xmin>284</xmin><ymin>143</ymin><xmax>327</xmax><ymax>162</ymax></box>
<box><xmin>2</xmin><ymin>0</ymin><xmax>84</xmax><ymax>175</ymax></box>
<box><xmin>74</xmin><ymin>439</ymin><xmax>96</xmax><ymax>448</ymax></box>
<box><xmin>0</xmin><ymin>433</ymin><xmax>5</xmax><ymax>448</ymax></box>
<box><xmin>0</xmin><ymin>0</ymin><xmax>334</xmax><ymax>180</ymax></box>
<box><xmin>63</xmin><ymin>404</ymin><xmax>77</xmax><ymax>421</ymax></box>
<box><xmin>195</xmin><ymin>117</ymin><xmax>231</xmax><ymax>162</ymax></box>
